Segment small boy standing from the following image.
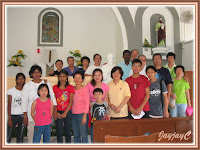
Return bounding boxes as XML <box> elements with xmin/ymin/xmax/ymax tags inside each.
<box><xmin>125</xmin><ymin>59</ymin><xmax>150</xmax><ymax>119</ymax></box>
<box><xmin>90</xmin><ymin>88</ymin><xmax>110</xmax><ymax>143</ymax></box>
<box><xmin>146</xmin><ymin>66</ymin><xmax>169</xmax><ymax>118</ymax></box>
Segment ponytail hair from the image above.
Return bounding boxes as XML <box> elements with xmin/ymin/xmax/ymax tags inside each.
<box><xmin>57</xmin><ymin>69</ymin><xmax>69</xmax><ymax>88</ymax></box>
<box><xmin>91</xmin><ymin>68</ymin><xmax>103</xmax><ymax>87</ymax></box>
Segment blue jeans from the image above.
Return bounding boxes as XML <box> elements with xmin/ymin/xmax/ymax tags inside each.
<box><xmin>72</xmin><ymin>113</ymin><xmax>89</xmax><ymax>143</ymax></box>
<box><xmin>90</xmin><ymin>124</ymin><xmax>94</xmax><ymax>143</ymax></box>
<box><xmin>56</xmin><ymin>110</ymin><xmax>72</xmax><ymax>143</ymax></box>
<box><xmin>170</xmin><ymin>103</ymin><xmax>187</xmax><ymax>117</ymax></box>
<box><xmin>33</xmin><ymin>124</ymin><xmax>51</xmax><ymax>143</ymax></box>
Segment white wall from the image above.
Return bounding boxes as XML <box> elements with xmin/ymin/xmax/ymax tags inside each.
<box><xmin>182</xmin><ymin>41</ymin><xmax>194</xmax><ymax>71</ymax></box>
<box><xmin>6</xmin><ymin>6</ymin><xmax>123</xmax><ymax>77</ymax></box>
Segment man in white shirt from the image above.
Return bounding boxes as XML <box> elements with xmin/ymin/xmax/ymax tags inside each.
<box><xmin>129</xmin><ymin>54</ymin><xmax>147</xmax><ymax>77</ymax></box>
<box><xmin>85</xmin><ymin>54</ymin><xmax>102</xmax><ymax>76</ymax></box>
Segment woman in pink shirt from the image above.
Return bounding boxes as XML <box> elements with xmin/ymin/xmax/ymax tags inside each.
<box><xmin>72</xmin><ymin>71</ymin><xmax>90</xmax><ymax>143</ymax></box>
<box><xmin>86</xmin><ymin>68</ymin><xmax>109</xmax><ymax>132</ymax></box>
<box><xmin>86</xmin><ymin>69</ymin><xmax>109</xmax><ymax>105</ymax></box>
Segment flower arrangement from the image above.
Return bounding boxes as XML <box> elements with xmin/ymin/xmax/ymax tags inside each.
<box><xmin>7</xmin><ymin>50</ymin><xmax>27</xmax><ymax>67</ymax></box>
<box><xmin>69</xmin><ymin>50</ymin><xmax>82</xmax><ymax>67</ymax></box>
<box><xmin>143</xmin><ymin>38</ymin><xmax>153</xmax><ymax>48</ymax></box>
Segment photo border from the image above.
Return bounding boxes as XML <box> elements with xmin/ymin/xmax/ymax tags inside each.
<box><xmin>1</xmin><ymin>0</ymin><xmax>199</xmax><ymax>149</ymax></box>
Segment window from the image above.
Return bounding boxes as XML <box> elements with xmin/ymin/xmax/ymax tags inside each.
<box><xmin>38</xmin><ymin>8</ymin><xmax>63</xmax><ymax>46</ymax></box>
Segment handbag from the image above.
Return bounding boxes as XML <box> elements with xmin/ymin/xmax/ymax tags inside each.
<box><xmin>186</xmin><ymin>106</ymin><xmax>193</xmax><ymax>116</ymax></box>
<box><xmin>169</xmin><ymin>78</ymin><xmax>176</xmax><ymax>109</ymax></box>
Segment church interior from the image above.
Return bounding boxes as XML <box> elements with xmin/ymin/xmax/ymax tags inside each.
<box><xmin>4</xmin><ymin>4</ymin><xmax>196</xmax><ymax>145</ymax></box>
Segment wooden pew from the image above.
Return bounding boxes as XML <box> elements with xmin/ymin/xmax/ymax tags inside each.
<box><xmin>105</xmin><ymin>132</ymin><xmax>159</xmax><ymax>143</ymax></box>
<box><xmin>93</xmin><ymin>117</ymin><xmax>193</xmax><ymax>143</ymax></box>
<box><xmin>104</xmin><ymin>132</ymin><xmax>193</xmax><ymax>143</ymax></box>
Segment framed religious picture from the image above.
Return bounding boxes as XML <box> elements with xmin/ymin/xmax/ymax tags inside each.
<box><xmin>37</xmin><ymin>7</ymin><xmax>63</xmax><ymax>46</ymax></box>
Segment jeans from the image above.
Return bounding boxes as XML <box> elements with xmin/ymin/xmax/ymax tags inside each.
<box><xmin>72</xmin><ymin>113</ymin><xmax>89</xmax><ymax>143</ymax></box>
<box><xmin>7</xmin><ymin>115</ymin><xmax>24</xmax><ymax>143</ymax></box>
<box><xmin>170</xmin><ymin>103</ymin><xmax>187</xmax><ymax>117</ymax></box>
<box><xmin>56</xmin><ymin>110</ymin><xmax>72</xmax><ymax>143</ymax></box>
<box><xmin>33</xmin><ymin>124</ymin><xmax>51</xmax><ymax>143</ymax></box>
<box><xmin>90</xmin><ymin>124</ymin><xmax>94</xmax><ymax>143</ymax></box>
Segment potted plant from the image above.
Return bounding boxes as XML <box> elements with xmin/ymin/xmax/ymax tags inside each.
<box><xmin>7</xmin><ymin>50</ymin><xmax>27</xmax><ymax>72</ymax></box>
<box><xmin>143</xmin><ymin>38</ymin><xmax>153</xmax><ymax>51</ymax></box>
<box><xmin>69</xmin><ymin>50</ymin><xmax>82</xmax><ymax>67</ymax></box>
<box><xmin>7</xmin><ymin>50</ymin><xmax>27</xmax><ymax>67</ymax></box>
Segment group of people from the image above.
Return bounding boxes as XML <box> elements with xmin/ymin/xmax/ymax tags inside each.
<box><xmin>7</xmin><ymin>49</ymin><xmax>191</xmax><ymax>144</ymax></box>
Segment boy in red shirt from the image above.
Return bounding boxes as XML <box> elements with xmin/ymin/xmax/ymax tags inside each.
<box><xmin>125</xmin><ymin>59</ymin><xmax>150</xmax><ymax>119</ymax></box>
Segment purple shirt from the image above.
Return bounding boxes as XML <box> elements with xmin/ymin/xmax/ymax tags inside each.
<box><xmin>63</xmin><ymin>66</ymin><xmax>79</xmax><ymax>76</ymax></box>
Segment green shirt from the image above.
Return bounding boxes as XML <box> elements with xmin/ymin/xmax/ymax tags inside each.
<box><xmin>173</xmin><ymin>78</ymin><xmax>190</xmax><ymax>104</ymax></box>
<box><xmin>155</xmin><ymin>23</ymin><xmax>165</xmax><ymax>46</ymax></box>
<box><xmin>163</xmin><ymin>64</ymin><xmax>176</xmax><ymax>78</ymax></box>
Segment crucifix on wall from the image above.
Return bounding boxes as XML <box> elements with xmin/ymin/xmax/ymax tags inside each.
<box><xmin>44</xmin><ymin>49</ymin><xmax>57</xmax><ymax>76</ymax></box>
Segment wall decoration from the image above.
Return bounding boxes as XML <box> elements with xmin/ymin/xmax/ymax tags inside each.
<box><xmin>38</xmin><ymin>8</ymin><xmax>63</xmax><ymax>46</ymax></box>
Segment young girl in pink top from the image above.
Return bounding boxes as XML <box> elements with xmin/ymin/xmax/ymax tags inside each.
<box><xmin>31</xmin><ymin>84</ymin><xmax>54</xmax><ymax>143</ymax></box>
<box><xmin>72</xmin><ymin>71</ymin><xmax>90</xmax><ymax>143</ymax></box>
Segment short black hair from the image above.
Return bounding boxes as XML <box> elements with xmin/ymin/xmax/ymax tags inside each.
<box><xmin>146</xmin><ymin>65</ymin><xmax>157</xmax><ymax>73</ymax></box>
<box><xmin>132</xmin><ymin>59</ymin><xmax>142</xmax><ymax>66</ymax></box>
<box><xmin>174</xmin><ymin>65</ymin><xmax>185</xmax><ymax>73</ymax></box>
<box><xmin>67</xmin><ymin>56</ymin><xmax>74</xmax><ymax>61</ymax></box>
<box><xmin>123</xmin><ymin>50</ymin><xmax>131</xmax><ymax>56</ymax></box>
<box><xmin>29</xmin><ymin>65</ymin><xmax>42</xmax><ymax>78</ymax></box>
<box><xmin>55</xmin><ymin>59</ymin><xmax>63</xmax><ymax>65</ymax></box>
<box><xmin>93</xmin><ymin>88</ymin><xmax>104</xmax><ymax>95</ymax></box>
<box><xmin>73</xmin><ymin>70</ymin><xmax>84</xmax><ymax>80</ymax></box>
<box><xmin>166</xmin><ymin>52</ymin><xmax>176</xmax><ymax>59</ymax></box>
<box><xmin>111</xmin><ymin>66</ymin><xmax>123</xmax><ymax>80</ymax></box>
<box><xmin>16</xmin><ymin>73</ymin><xmax>26</xmax><ymax>81</ymax></box>
<box><xmin>81</xmin><ymin>56</ymin><xmax>90</xmax><ymax>64</ymax></box>
<box><xmin>93</xmin><ymin>54</ymin><xmax>102</xmax><ymax>60</ymax></box>
<box><xmin>37</xmin><ymin>83</ymin><xmax>50</xmax><ymax>98</ymax></box>
<box><xmin>152</xmin><ymin>53</ymin><xmax>162</xmax><ymax>60</ymax></box>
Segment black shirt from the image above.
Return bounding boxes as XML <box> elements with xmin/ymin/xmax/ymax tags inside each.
<box><xmin>156</xmin><ymin>67</ymin><xmax>173</xmax><ymax>85</ymax></box>
<box><xmin>49</xmin><ymin>70</ymin><xmax>60</xmax><ymax>76</ymax></box>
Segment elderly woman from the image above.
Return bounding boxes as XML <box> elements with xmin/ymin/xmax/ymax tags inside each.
<box><xmin>21</xmin><ymin>65</ymin><xmax>57</xmax><ymax>143</ymax></box>
<box><xmin>108</xmin><ymin>66</ymin><xmax>131</xmax><ymax>119</ymax></box>
<box><xmin>163</xmin><ymin>52</ymin><xmax>176</xmax><ymax>78</ymax></box>
<box><xmin>78</xmin><ymin>56</ymin><xmax>90</xmax><ymax>74</ymax></box>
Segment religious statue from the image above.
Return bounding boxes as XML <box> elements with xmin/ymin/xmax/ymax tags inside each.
<box><xmin>101</xmin><ymin>53</ymin><xmax>115</xmax><ymax>84</ymax></box>
<box><xmin>155</xmin><ymin>17</ymin><xmax>166</xmax><ymax>47</ymax></box>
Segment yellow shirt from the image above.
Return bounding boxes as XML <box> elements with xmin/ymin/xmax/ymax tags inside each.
<box><xmin>108</xmin><ymin>80</ymin><xmax>131</xmax><ymax>118</ymax></box>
